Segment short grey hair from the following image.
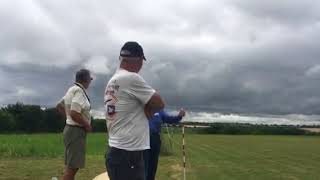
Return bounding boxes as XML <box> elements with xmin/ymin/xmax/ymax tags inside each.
<box><xmin>75</xmin><ymin>69</ymin><xmax>91</xmax><ymax>83</ymax></box>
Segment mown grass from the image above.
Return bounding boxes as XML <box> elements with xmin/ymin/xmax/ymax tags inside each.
<box><xmin>0</xmin><ymin>133</ymin><xmax>320</xmax><ymax>180</ymax></box>
<box><xmin>0</xmin><ymin>133</ymin><xmax>107</xmax><ymax>158</ymax></box>
<box><xmin>0</xmin><ymin>133</ymin><xmax>107</xmax><ymax>180</ymax></box>
<box><xmin>160</xmin><ymin>134</ymin><xmax>320</xmax><ymax>180</ymax></box>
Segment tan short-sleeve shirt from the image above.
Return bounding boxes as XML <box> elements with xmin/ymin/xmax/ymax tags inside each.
<box><xmin>62</xmin><ymin>84</ymin><xmax>91</xmax><ymax>126</ymax></box>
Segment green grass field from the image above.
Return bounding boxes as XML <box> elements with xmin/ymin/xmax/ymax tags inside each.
<box><xmin>0</xmin><ymin>133</ymin><xmax>319</xmax><ymax>180</ymax></box>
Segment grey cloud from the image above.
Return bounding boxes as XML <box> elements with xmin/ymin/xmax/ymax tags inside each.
<box><xmin>0</xmin><ymin>62</ymin><xmax>93</xmax><ymax>107</ymax></box>
<box><xmin>139</xmin><ymin>25</ymin><xmax>320</xmax><ymax>115</ymax></box>
<box><xmin>1</xmin><ymin>0</ymin><xmax>320</xmax><ymax>117</ymax></box>
<box><xmin>229</xmin><ymin>0</ymin><xmax>320</xmax><ymax>26</ymax></box>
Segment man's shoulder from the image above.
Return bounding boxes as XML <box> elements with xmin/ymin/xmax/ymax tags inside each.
<box><xmin>110</xmin><ymin>70</ymin><xmax>143</xmax><ymax>84</ymax></box>
<box><xmin>70</xmin><ymin>85</ymin><xmax>82</xmax><ymax>92</ymax></box>
<box><xmin>119</xmin><ymin>69</ymin><xmax>141</xmax><ymax>78</ymax></box>
<box><xmin>66</xmin><ymin>85</ymin><xmax>82</xmax><ymax>95</ymax></box>
<box><xmin>64</xmin><ymin>85</ymin><xmax>82</xmax><ymax>102</ymax></box>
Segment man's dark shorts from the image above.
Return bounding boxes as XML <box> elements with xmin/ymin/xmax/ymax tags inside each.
<box><xmin>105</xmin><ymin>147</ymin><xmax>145</xmax><ymax>180</ymax></box>
<box><xmin>63</xmin><ymin>125</ymin><xmax>86</xmax><ymax>169</ymax></box>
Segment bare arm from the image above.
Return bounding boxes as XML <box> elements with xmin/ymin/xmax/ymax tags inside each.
<box><xmin>70</xmin><ymin>110</ymin><xmax>92</xmax><ymax>132</ymax></box>
<box><xmin>56</xmin><ymin>100</ymin><xmax>66</xmax><ymax>119</ymax></box>
<box><xmin>144</xmin><ymin>92</ymin><xmax>165</xmax><ymax>119</ymax></box>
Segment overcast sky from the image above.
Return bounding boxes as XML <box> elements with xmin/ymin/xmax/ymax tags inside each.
<box><xmin>1</xmin><ymin>0</ymin><xmax>320</xmax><ymax>117</ymax></box>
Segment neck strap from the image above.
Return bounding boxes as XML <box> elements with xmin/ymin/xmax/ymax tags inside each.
<box><xmin>74</xmin><ymin>83</ymin><xmax>90</xmax><ymax>103</ymax></box>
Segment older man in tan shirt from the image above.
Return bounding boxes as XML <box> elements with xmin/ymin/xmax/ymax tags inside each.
<box><xmin>56</xmin><ymin>69</ymin><xmax>93</xmax><ymax>180</ymax></box>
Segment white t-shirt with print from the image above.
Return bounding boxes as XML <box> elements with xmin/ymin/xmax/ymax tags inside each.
<box><xmin>104</xmin><ymin>69</ymin><xmax>155</xmax><ymax>151</ymax></box>
<box><xmin>62</xmin><ymin>84</ymin><xmax>91</xmax><ymax>126</ymax></box>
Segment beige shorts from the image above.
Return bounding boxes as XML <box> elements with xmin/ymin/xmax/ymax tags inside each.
<box><xmin>63</xmin><ymin>125</ymin><xmax>87</xmax><ymax>169</ymax></box>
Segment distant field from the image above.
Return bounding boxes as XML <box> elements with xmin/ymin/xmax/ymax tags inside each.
<box><xmin>0</xmin><ymin>133</ymin><xmax>320</xmax><ymax>180</ymax></box>
<box><xmin>301</xmin><ymin>128</ymin><xmax>320</xmax><ymax>133</ymax></box>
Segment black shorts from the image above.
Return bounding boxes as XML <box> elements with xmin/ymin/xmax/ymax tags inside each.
<box><xmin>105</xmin><ymin>147</ymin><xmax>145</xmax><ymax>180</ymax></box>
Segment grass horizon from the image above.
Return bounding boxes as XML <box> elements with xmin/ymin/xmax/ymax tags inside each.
<box><xmin>1</xmin><ymin>133</ymin><xmax>320</xmax><ymax>179</ymax></box>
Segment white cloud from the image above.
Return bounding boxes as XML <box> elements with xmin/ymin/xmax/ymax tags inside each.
<box><xmin>184</xmin><ymin>111</ymin><xmax>320</xmax><ymax>125</ymax></box>
<box><xmin>84</xmin><ymin>56</ymin><xmax>113</xmax><ymax>75</ymax></box>
<box><xmin>305</xmin><ymin>65</ymin><xmax>320</xmax><ymax>78</ymax></box>
<box><xmin>90</xmin><ymin>109</ymin><xmax>320</xmax><ymax>125</ymax></box>
<box><xmin>0</xmin><ymin>0</ymin><xmax>80</xmax><ymax>67</ymax></box>
<box><xmin>15</xmin><ymin>86</ymin><xmax>37</xmax><ymax>97</ymax></box>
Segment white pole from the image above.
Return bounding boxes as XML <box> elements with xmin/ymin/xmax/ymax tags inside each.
<box><xmin>165</xmin><ymin>123</ymin><xmax>174</xmax><ymax>151</ymax></box>
<box><xmin>165</xmin><ymin>123</ymin><xmax>171</xmax><ymax>139</ymax></box>
<box><xmin>182</xmin><ymin>125</ymin><xmax>186</xmax><ymax>180</ymax></box>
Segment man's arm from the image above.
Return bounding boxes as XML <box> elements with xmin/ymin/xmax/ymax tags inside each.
<box><xmin>128</xmin><ymin>74</ymin><xmax>165</xmax><ymax>119</ymax></box>
<box><xmin>70</xmin><ymin>110</ymin><xmax>92</xmax><ymax>132</ymax></box>
<box><xmin>56</xmin><ymin>100</ymin><xmax>66</xmax><ymax>119</ymax></box>
<box><xmin>144</xmin><ymin>92</ymin><xmax>165</xmax><ymax>119</ymax></box>
<box><xmin>70</xmin><ymin>90</ymin><xmax>92</xmax><ymax>132</ymax></box>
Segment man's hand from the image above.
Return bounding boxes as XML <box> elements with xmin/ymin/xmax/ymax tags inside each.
<box><xmin>178</xmin><ymin>108</ymin><xmax>186</xmax><ymax>118</ymax></box>
<box><xmin>84</xmin><ymin>123</ymin><xmax>92</xmax><ymax>133</ymax></box>
<box><xmin>144</xmin><ymin>105</ymin><xmax>153</xmax><ymax>119</ymax></box>
<box><xmin>70</xmin><ymin>110</ymin><xmax>92</xmax><ymax>132</ymax></box>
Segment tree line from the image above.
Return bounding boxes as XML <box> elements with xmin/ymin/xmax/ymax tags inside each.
<box><xmin>1</xmin><ymin>103</ymin><xmax>318</xmax><ymax>135</ymax></box>
<box><xmin>0</xmin><ymin>102</ymin><xmax>106</xmax><ymax>133</ymax></box>
<box><xmin>168</xmin><ymin>123</ymin><xmax>319</xmax><ymax>135</ymax></box>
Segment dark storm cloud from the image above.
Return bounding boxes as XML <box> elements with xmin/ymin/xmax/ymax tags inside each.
<box><xmin>1</xmin><ymin>0</ymin><xmax>320</xmax><ymax>118</ymax></box>
<box><xmin>141</xmin><ymin>25</ymin><xmax>320</xmax><ymax>115</ymax></box>
<box><xmin>0</xmin><ymin>64</ymin><xmax>75</xmax><ymax>106</ymax></box>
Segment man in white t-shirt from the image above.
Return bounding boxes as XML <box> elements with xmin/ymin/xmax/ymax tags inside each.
<box><xmin>104</xmin><ymin>41</ymin><xmax>165</xmax><ymax>180</ymax></box>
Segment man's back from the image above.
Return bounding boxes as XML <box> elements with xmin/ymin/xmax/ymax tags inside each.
<box><xmin>63</xmin><ymin>85</ymin><xmax>91</xmax><ymax>126</ymax></box>
<box><xmin>104</xmin><ymin>69</ymin><xmax>155</xmax><ymax>151</ymax></box>
<box><xmin>105</xmin><ymin>41</ymin><xmax>165</xmax><ymax>180</ymax></box>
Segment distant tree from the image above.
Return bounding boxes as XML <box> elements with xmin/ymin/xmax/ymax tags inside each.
<box><xmin>91</xmin><ymin>119</ymin><xmax>107</xmax><ymax>132</ymax></box>
<box><xmin>20</xmin><ymin>105</ymin><xmax>43</xmax><ymax>133</ymax></box>
<box><xmin>0</xmin><ymin>110</ymin><xmax>15</xmax><ymax>132</ymax></box>
<box><xmin>3</xmin><ymin>102</ymin><xmax>25</xmax><ymax>131</ymax></box>
<box><xmin>43</xmin><ymin>108</ymin><xmax>65</xmax><ymax>132</ymax></box>
<box><xmin>2</xmin><ymin>102</ymin><xmax>44</xmax><ymax>133</ymax></box>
